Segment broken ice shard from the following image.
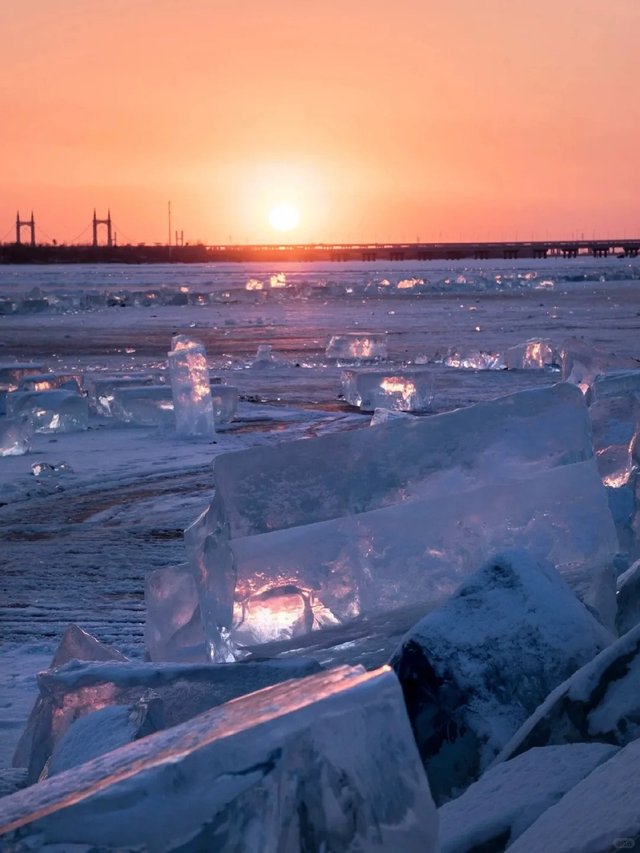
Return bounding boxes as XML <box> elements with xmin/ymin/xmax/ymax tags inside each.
<box><xmin>0</xmin><ymin>362</ymin><xmax>44</xmax><ymax>388</ymax></box>
<box><xmin>6</xmin><ymin>390</ymin><xmax>88</xmax><ymax>433</ymax></box>
<box><xmin>390</xmin><ymin>550</ymin><xmax>613</xmax><ymax>802</ymax></box>
<box><xmin>370</xmin><ymin>407</ymin><xmax>413</xmax><ymax>426</ymax></box>
<box><xmin>111</xmin><ymin>385</ymin><xmax>174</xmax><ymax>427</ymax></box>
<box><xmin>0</xmin><ymin>415</ymin><xmax>32</xmax><ymax>457</ymax></box>
<box><xmin>560</xmin><ymin>337</ymin><xmax>640</xmax><ymax>392</ymax></box>
<box><xmin>1</xmin><ymin>666</ymin><xmax>438</xmax><ymax>853</ymax></box>
<box><xmin>185</xmin><ymin>384</ymin><xmax>619</xmax><ymax>661</ymax></box>
<box><xmin>342</xmin><ymin>367</ymin><xmax>435</xmax><ymax>412</ymax></box>
<box><xmin>145</xmin><ymin>564</ymin><xmax>204</xmax><ymax>662</ymax></box>
<box><xmin>210</xmin><ymin>384</ymin><xmax>238</xmax><ymax>423</ymax></box>
<box><xmin>589</xmin><ymin>394</ymin><xmax>640</xmax><ymax>487</ymax></box>
<box><xmin>47</xmin><ymin>697</ymin><xmax>165</xmax><ymax>778</ymax></box>
<box><xmin>325</xmin><ymin>331</ymin><xmax>388</xmax><ymax>361</ymax></box>
<box><xmin>505</xmin><ymin>338</ymin><xmax>560</xmax><ymax>370</ymax></box>
<box><xmin>167</xmin><ymin>335</ymin><xmax>215</xmax><ymax>437</ymax></box>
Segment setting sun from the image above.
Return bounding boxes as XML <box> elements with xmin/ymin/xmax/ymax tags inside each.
<box><xmin>268</xmin><ymin>203</ymin><xmax>300</xmax><ymax>232</ymax></box>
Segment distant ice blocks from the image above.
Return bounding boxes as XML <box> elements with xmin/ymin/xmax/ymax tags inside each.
<box><xmin>185</xmin><ymin>384</ymin><xmax>619</xmax><ymax>661</ymax></box>
<box><xmin>0</xmin><ymin>362</ymin><xmax>44</xmax><ymax>415</ymax></box>
<box><xmin>0</xmin><ymin>415</ymin><xmax>32</xmax><ymax>457</ymax></box>
<box><xmin>6</xmin><ymin>390</ymin><xmax>88</xmax><ymax>433</ymax></box>
<box><xmin>342</xmin><ymin>367</ymin><xmax>435</xmax><ymax>412</ymax></box>
<box><xmin>2</xmin><ymin>666</ymin><xmax>438</xmax><ymax>853</ymax></box>
<box><xmin>167</xmin><ymin>335</ymin><xmax>215</xmax><ymax>438</ymax></box>
<box><xmin>325</xmin><ymin>332</ymin><xmax>388</xmax><ymax>361</ymax></box>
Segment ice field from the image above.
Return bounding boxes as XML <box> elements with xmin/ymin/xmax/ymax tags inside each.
<box><xmin>1</xmin><ymin>257</ymin><xmax>639</xmax><ymax>850</ymax></box>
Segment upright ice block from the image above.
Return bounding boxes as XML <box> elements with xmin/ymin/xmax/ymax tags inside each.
<box><xmin>167</xmin><ymin>335</ymin><xmax>215</xmax><ymax>438</ymax></box>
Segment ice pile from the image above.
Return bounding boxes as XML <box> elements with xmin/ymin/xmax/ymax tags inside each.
<box><xmin>3</xmin><ymin>665</ymin><xmax>438</xmax><ymax>852</ymax></box>
<box><xmin>326</xmin><ymin>332</ymin><xmax>388</xmax><ymax>361</ymax></box>
<box><xmin>390</xmin><ymin>550</ymin><xmax>613</xmax><ymax>802</ymax></box>
<box><xmin>6</xmin><ymin>390</ymin><xmax>88</xmax><ymax>433</ymax></box>
<box><xmin>342</xmin><ymin>367</ymin><xmax>435</xmax><ymax>412</ymax></box>
<box><xmin>167</xmin><ymin>335</ymin><xmax>215</xmax><ymax>438</ymax></box>
<box><xmin>183</xmin><ymin>383</ymin><xmax>618</xmax><ymax>661</ymax></box>
<box><xmin>0</xmin><ymin>415</ymin><xmax>32</xmax><ymax>457</ymax></box>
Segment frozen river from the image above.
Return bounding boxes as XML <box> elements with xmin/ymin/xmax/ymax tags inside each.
<box><xmin>1</xmin><ymin>257</ymin><xmax>639</xmax><ymax>768</ymax></box>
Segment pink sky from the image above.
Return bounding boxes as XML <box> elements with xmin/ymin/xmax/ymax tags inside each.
<box><xmin>1</xmin><ymin>0</ymin><xmax>638</xmax><ymax>245</ymax></box>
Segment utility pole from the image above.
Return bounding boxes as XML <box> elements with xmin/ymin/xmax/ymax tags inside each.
<box><xmin>168</xmin><ymin>201</ymin><xmax>172</xmax><ymax>247</ymax></box>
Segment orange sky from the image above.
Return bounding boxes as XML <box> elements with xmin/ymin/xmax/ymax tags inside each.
<box><xmin>1</xmin><ymin>0</ymin><xmax>638</xmax><ymax>245</ymax></box>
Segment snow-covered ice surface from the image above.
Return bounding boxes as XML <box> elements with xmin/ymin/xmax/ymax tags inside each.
<box><xmin>1</xmin><ymin>257</ymin><xmax>639</xmax><ymax>776</ymax></box>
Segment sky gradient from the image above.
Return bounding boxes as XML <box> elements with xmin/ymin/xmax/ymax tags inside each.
<box><xmin>2</xmin><ymin>0</ymin><xmax>639</xmax><ymax>245</ymax></box>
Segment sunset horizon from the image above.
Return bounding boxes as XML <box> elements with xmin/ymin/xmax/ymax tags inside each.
<box><xmin>2</xmin><ymin>0</ymin><xmax>638</xmax><ymax>247</ymax></box>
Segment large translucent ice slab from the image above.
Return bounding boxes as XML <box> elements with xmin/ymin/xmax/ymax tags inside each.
<box><xmin>342</xmin><ymin>367</ymin><xmax>435</xmax><ymax>412</ymax></box>
<box><xmin>167</xmin><ymin>335</ymin><xmax>215</xmax><ymax>438</ymax></box>
<box><xmin>145</xmin><ymin>564</ymin><xmax>203</xmax><ymax>661</ymax></box>
<box><xmin>1</xmin><ymin>667</ymin><xmax>438</xmax><ymax>853</ymax></box>
<box><xmin>185</xmin><ymin>384</ymin><xmax>619</xmax><ymax>660</ymax></box>
<box><xmin>14</xmin><ymin>656</ymin><xmax>321</xmax><ymax>782</ymax></box>
<box><xmin>390</xmin><ymin>550</ymin><xmax>613</xmax><ymax>802</ymax></box>
<box><xmin>111</xmin><ymin>385</ymin><xmax>174</xmax><ymax>427</ymax></box>
<box><xmin>6</xmin><ymin>390</ymin><xmax>88</xmax><ymax>433</ymax></box>
<box><xmin>0</xmin><ymin>415</ymin><xmax>32</xmax><ymax>457</ymax></box>
<box><xmin>326</xmin><ymin>332</ymin><xmax>388</xmax><ymax>361</ymax></box>
<box><xmin>560</xmin><ymin>338</ymin><xmax>640</xmax><ymax>391</ymax></box>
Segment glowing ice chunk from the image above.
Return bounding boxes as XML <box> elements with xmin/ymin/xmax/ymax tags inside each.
<box><xmin>342</xmin><ymin>368</ymin><xmax>435</xmax><ymax>412</ymax></box>
<box><xmin>505</xmin><ymin>339</ymin><xmax>560</xmax><ymax>370</ymax></box>
<box><xmin>87</xmin><ymin>374</ymin><xmax>159</xmax><ymax>416</ymax></box>
<box><xmin>167</xmin><ymin>336</ymin><xmax>215</xmax><ymax>438</ymax></box>
<box><xmin>18</xmin><ymin>372</ymin><xmax>82</xmax><ymax>393</ymax></box>
<box><xmin>326</xmin><ymin>332</ymin><xmax>388</xmax><ymax>361</ymax></box>
<box><xmin>6</xmin><ymin>390</ymin><xmax>88</xmax><ymax>433</ymax></box>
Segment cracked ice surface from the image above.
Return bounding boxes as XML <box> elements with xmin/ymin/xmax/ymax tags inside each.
<box><xmin>185</xmin><ymin>383</ymin><xmax>619</xmax><ymax>661</ymax></box>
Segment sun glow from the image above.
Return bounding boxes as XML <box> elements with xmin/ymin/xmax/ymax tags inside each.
<box><xmin>268</xmin><ymin>203</ymin><xmax>300</xmax><ymax>232</ymax></box>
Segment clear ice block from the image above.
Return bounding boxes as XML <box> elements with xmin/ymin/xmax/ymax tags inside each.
<box><xmin>0</xmin><ymin>415</ymin><xmax>32</xmax><ymax>457</ymax></box>
<box><xmin>185</xmin><ymin>384</ymin><xmax>619</xmax><ymax>660</ymax></box>
<box><xmin>111</xmin><ymin>385</ymin><xmax>174</xmax><ymax>427</ymax></box>
<box><xmin>6</xmin><ymin>390</ymin><xmax>88</xmax><ymax>433</ymax></box>
<box><xmin>342</xmin><ymin>367</ymin><xmax>435</xmax><ymax>412</ymax></box>
<box><xmin>326</xmin><ymin>332</ymin><xmax>388</xmax><ymax>361</ymax></box>
<box><xmin>87</xmin><ymin>374</ymin><xmax>160</xmax><ymax>416</ymax></box>
<box><xmin>167</xmin><ymin>335</ymin><xmax>215</xmax><ymax>438</ymax></box>
<box><xmin>210</xmin><ymin>385</ymin><xmax>238</xmax><ymax>424</ymax></box>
